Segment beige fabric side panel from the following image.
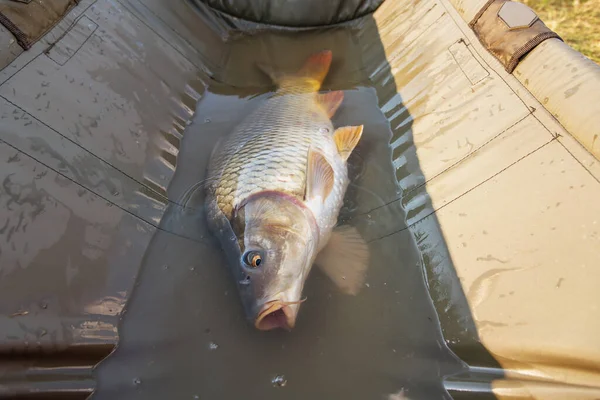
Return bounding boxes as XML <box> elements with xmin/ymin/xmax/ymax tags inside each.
<box><xmin>514</xmin><ymin>39</ymin><xmax>600</xmax><ymax>159</ymax></box>
<box><xmin>372</xmin><ymin>0</ymin><xmax>532</xmax><ymax>188</ymax></box>
<box><xmin>435</xmin><ymin>140</ymin><xmax>600</xmax><ymax>397</ymax></box>
<box><xmin>374</xmin><ymin>0</ymin><xmax>600</xmax><ymax>397</ymax></box>
<box><xmin>447</xmin><ymin>0</ymin><xmax>600</xmax><ymax>161</ymax></box>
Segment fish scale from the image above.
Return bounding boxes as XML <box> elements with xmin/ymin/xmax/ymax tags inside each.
<box><xmin>207</xmin><ymin>92</ymin><xmax>344</xmax><ymax>226</ymax></box>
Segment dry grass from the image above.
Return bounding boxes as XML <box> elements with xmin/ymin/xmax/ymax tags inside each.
<box><xmin>521</xmin><ymin>0</ymin><xmax>600</xmax><ymax>63</ymax></box>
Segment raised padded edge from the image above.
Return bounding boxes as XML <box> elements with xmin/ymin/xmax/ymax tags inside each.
<box><xmin>448</xmin><ymin>0</ymin><xmax>600</xmax><ymax>161</ymax></box>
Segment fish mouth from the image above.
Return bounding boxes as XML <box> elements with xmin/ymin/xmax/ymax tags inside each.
<box><xmin>255</xmin><ymin>301</ymin><xmax>296</xmax><ymax>331</ymax></box>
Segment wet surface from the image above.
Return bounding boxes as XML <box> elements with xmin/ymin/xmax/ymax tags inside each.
<box><xmin>0</xmin><ymin>0</ymin><xmax>200</xmax><ymax>397</ymax></box>
<box><xmin>90</xmin><ymin>14</ymin><xmax>491</xmax><ymax>400</ymax></box>
<box><xmin>0</xmin><ymin>0</ymin><xmax>507</xmax><ymax>398</ymax></box>
<box><xmin>93</xmin><ymin>93</ymin><xmax>460</xmax><ymax>398</ymax></box>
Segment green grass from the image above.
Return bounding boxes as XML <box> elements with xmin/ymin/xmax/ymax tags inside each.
<box><xmin>522</xmin><ymin>0</ymin><xmax>600</xmax><ymax>63</ymax></box>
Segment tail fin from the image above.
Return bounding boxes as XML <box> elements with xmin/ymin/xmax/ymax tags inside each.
<box><xmin>257</xmin><ymin>50</ymin><xmax>333</xmax><ymax>92</ymax></box>
<box><xmin>296</xmin><ymin>50</ymin><xmax>333</xmax><ymax>89</ymax></box>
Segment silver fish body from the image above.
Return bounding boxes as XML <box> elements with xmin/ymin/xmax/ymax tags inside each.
<box><xmin>206</xmin><ymin>91</ymin><xmax>347</xmax><ymax>247</ymax></box>
<box><xmin>205</xmin><ymin>50</ymin><xmax>368</xmax><ymax>331</ymax></box>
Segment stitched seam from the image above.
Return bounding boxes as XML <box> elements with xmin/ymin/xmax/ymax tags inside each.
<box><xmin>506</xmin><ymin>31</ymin><xmax>562</xmax><ymax>73</ymax></box>
<box><xmin>0</xmin><ymin>0</ymin><xmax>79</xmax><ymax>50</ymax></box>
<box><xmin>0</xmin><ymin>11</ymin><xmax>31</xmax><ymax>49</ymax></box>
<box><xmin>468</xmin><ymin>0</ymin><xmax>497</xmax><ymax>27</ymax></box>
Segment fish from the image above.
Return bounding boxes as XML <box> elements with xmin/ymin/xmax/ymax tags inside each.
<box><xmin>205</xmin><ymin>50</ymin><xmax>369</xmax><ymax>331</ymax></box>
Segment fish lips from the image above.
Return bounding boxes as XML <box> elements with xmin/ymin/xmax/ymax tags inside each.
<box><xmin>254</xmin><ymin>300</ymin><xmax>297</xmax><ymax>331</ymax></box>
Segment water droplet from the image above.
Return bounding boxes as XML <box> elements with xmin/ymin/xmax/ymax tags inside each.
<box><xmin>319</xmin><ymin>127</ymin><xmax>330</xmax><ymax>134</ymax></box>
<box><xmin>162</xmin><ymin>264</ymin><xmax>169</xmax><ymax>270</ymax></box>
<box><xmin>204</xmin><ymin>118</ymin><xmax>211</xmax><ymax>123</ymax></box>
<box><xmin>186</xmin><ymin>119</ymin><xmax>192</xmax><ymax>126</ymax></box>
<box><xmin>365</xmin><ymin>283</ymin><xmax>370</xmax><ymax>288</ymax></box>
<box><xmin>272</xmin><ymin>375</ymin><xmax>287</xmax><ymax>387</ymax></box>
<box><xmin>208</xmin><ymin>342</ymin><xmax>219</xmax><ymax>350</ymax></box>
<box><xmin>133</xmin><ymin>377</ymin><xmax>142</xmax><ymax>386</ymax></box>
<box><xmin>112</xmin><ymin>190</ymin><xmax>119</xmax><ymax>196</ymax></box>
<box><xmin>193</xmin><ymin>396</ymin><xmax>200</xmax><ymax>400</ymax></box>
<box><xmin>189</xmin><ymin>267</ymin><xmax>195</xmax><ymax>271</ymax></box>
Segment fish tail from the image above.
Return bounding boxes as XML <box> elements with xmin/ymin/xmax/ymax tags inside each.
<box><xmin>258</xmin><ymin>50</ymin><xmax>333</xmax><ymax>93</ymax></box>
<box><xmin>295</xmin><ymin>50</ymin><xmax>333</xmax><ymax>90</ymax></box>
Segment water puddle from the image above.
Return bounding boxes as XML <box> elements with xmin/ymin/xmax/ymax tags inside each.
<box><xmin>85</xmin><ymin>8</ymin><xmax>508</xmax><ymax>400</ymax></box>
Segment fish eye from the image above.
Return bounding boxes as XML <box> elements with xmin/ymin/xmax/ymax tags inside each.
<box><xmin>243</xmin><ymin>251</ymin><xmax>263</xmax><ymax>268</ymax></box>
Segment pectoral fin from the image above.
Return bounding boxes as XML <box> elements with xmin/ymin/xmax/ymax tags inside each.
<box><xmin>315</xmin><ymin>225</ymin><xmax>370</xmax><ymax>295</ymax></box>
<box><xmin>317</xmin><ymin>91</ymin><xmax>344</xmax><ymax>118</ymax></box>
<box><xmin>305</xmin><ymin>148</ymin><xmax>334</xmax><ymax>203</ymax></box>
<box><xmin>333</xmin><ymin>125</ymin><xmax>364</xmax><ymax>161</ymax></box>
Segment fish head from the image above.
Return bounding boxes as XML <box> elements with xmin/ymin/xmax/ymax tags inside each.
<box><xmin>232</xmin><ymin>192</ymin><xmax>319</xmax><ymax>331</ymax></box>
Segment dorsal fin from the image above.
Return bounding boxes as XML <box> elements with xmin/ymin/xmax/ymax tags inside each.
<box><xmin>305</xmin><ymin>148</ymin><xmax>334</xmax><ymax>203</ymax></box>
<box><xmin>333</xmin><ymin>125</ymin><xmax>364</xmax><ymax>161</ymax></box>
<box><xmin>317</xmin><ymin>91</ymin><xmax>344</xmax><ymax>118</ymax></box>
